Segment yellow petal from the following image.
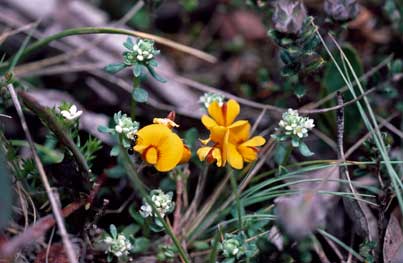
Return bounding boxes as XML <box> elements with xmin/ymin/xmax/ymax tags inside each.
<box><xmin>225</xmin><ymin>99</ymin><xmax>240</xmax><ymax>126</ymax></box>
<box><xmin>200</xmin><ymin>137</ymin><xmax>210</xmax><ymax>145</ymax></box>
<box><xmin>144</xmin><ymin>147</ymin><xmax>158</xmax><ymax>164</ymax></box>
<box><xmin>208</xmin><ymin>101</ymin><xmax>225</xmax><ymax>126</ymax></box>
<box><xmin>210</xmin><ymin>126</ymin><xmax>227</xmax><ymax>144</ymax></box>
<box><xmin>134</xmin><ymin>124</ymin><xmax>172</xmax><ymax>154</ymax></box>
<box><xmin>197</xmin><ymin>146</ymin><xmax>212</xmax><ymax>161</ymax></box>
<box><xmin>179</xmin><ymin>145</ymin><xmax>191</xmax><ymax>164</ymax></box>
<box><xmin>228</xmin><ymin>120</ymin><xmax>250</xmax><ymax>144</ymax></box>
<box><xmin>155</xmin><ymin>132</ymin><xmax>184</xmax><ymax>172</ymax></box>
<box><xmin>212</xmin><ymin>147</ymin><xmax>223</xmax><ymax>167</ymax></box>
<box><xmin>222</xmin><ymin>129</ymin><xmax>230</xmax><ymax>166</ymax></box>
<box><xmin>227</xmin><ymin>143</ymin><xmax>244</xmax><ymax>169</ymax></box>
<box><xmin>201</xmin><ymin>115</ymin><xmax>218</xmax><ymax>129</ymax></box>
<box><xmin>241</xmin><ymin>136</ymin><xmax>266</xmax><ymax>147</ymax></box>
<box><xmin>238</xmin><ymin>145</ymin><xmax>258</xmax><ymax>163</ymax></box>
<box><xmin>153</xmin><ymin>118</ymin><xmax>179</xmax><ymax>129</ymax></box>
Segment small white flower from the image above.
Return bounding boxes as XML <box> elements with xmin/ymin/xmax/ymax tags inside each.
<box><xmin>103</xmin><ymin>233</ymin><xmax>132</xmax><ymax>258</ymax></box>
<box><xmin>276</xmin><ymin>108</ymin><xmax>314</xmax><ymax>142</ymax></box>
<box><xmin>137</xmin><ymin>55</ymin><xmax>144</xmax><ymax>61</ymax></box>
<box><xmin>140</xmin><ymin>189</ymin><xmax>175</xmax><ymax>219</ymax></box>
<box><xmin>199</xmin><ymin>93</ymin><xmax>225</xmax><ymax>109</ymax></box>
<box><xmin>60</xmin><ymin>105</ymin><xmax>82</xmax><ymax>120</ymax></box>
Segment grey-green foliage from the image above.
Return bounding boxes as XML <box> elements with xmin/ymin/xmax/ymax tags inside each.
<box><xmin>324</xmin><ymin>0</ymin><xmax>360</xmax><ymax>22</ymax></box>
<box><xmin>268</xmin><ymin>16</ymin><xmax>324</xmax><ymax>78</ymax></box>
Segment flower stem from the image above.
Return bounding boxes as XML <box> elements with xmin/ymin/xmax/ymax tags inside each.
<box><xmin>3</xmin><ymin>27</ymin><xmax>215</xmax><ymax>67</ymax></box>
<box><xmin>119</xmin><ymin>144</ymin><xmax>190</xmax><ymax>263</ymax></box>
<box><xmin>281</xmin><ymin>143</ymin><xmax>293</xmax><ymax>166</ymax></box>
<box><xmin>131</xmin><ymin>78</ymin><xmax>140</xmax><ymax>119</ymax></box>
<box><xmin>229</xmin><ymin>169</ymin><xmax>243</xmax><ymax>231</ymax></box>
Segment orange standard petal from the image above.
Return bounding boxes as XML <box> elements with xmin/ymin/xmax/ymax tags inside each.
<box><xmin>179</xmin><ymin>144</ymin><xmax>191</xmax><ymax>164</ymax></box>
<box><xmin>207</xmin><ymin>99</ymin><xmax>240</xmax><ymax>127</ymax></box>
<box><xmin>133</xmin><ymin>124</ymin><xmax>184</xmax><ymax>172</ymax></box>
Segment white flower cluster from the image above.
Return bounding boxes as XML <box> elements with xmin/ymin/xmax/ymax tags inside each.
<box><xmin>103</xmin><ymin>234</ymin><xmax>132</xmax><ymax>258</ymax></box>
<box><xmin>220</xmin><ymin>236</ymin><xmax>243</xmax><ymax>258</ymax></box>
<box><xmin>140</xmin><ymin>189</ymin><xmax>175</xmax><ymax>218</ymax></box>
<box><xmin>199</xmin><ymin>93</ymin><xmax>225</xmax><ymax>109</ymax></box>
<box><xmin>114</xmin><ymin>112</ymin><xmax>139</xmax><ymax>140</ymax></box>
<box><xmin>132</xmin><ymin>39</ymin><xmax>159</xmax><ymax>62</ymax></box>
<box><xmin>278</xmin><ymin>109</ymin><xmax>315</xmax><ymax>139</ymax></box>
<box><xmin>60</xmin><ymin>104</ymin><xmax>82</xmax><ymax>120</ymax></box>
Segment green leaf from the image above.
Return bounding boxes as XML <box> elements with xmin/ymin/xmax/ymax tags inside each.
<box><xmin>184</xmin><ymin>128</ymin><xmax>199</xmax><ymax>151</ymax></box>
<box><xmin>294</xmin><ymin>85</ymin><xmax>306</xmax><ymax>98</ymax></box>
<box><xmin>104</xmin><ymin>63</ymin><xmax>127</xmax><ymax>74</ymax></box>
<box><xmin>291</xmin><ymin>137</ymin><xmax>300</xmax><ymax>147</ymax></box>
<box><xmin>110</xmin><ymin>224</ymin><xmax>118</xmax><ymax>239</ymax></box>
<box><xmin>110</xmin><ymin>145</ymin><xmax>120</xmax><ymax>156</ymax></box>
<box><xmin>323</xmin><ymin>45</ymin><xmax>363</xmax><ymax>93</ymax></box>
<box><xmin>133</xmin><ymin>63</ymin><xmax>143</xmax><ymax>77</ymax></box>
<box><xmin>132</xmin><ymin>87</ymin><xmax>148</xmax><ymax>103</ymax></box>
<box><xmin>129</xmin><ymin>204</ymin><xmax>145</xmax><ymax>225</ymax></box>
<box><xmin>146</xmin><ymin>65</ymin><xmax>166</xmax><ymax>83</ymax></box>
<box><xmin>132</xmin><ymin>237</ymin><xmax>150</xmax><ymax>253</ymax></box>
<box><xmin>193</xmin><ymin>241</ymin><xmax>210</xmax><ymax>251</ymax></box>
<box><xmin>105</xmin><ymin>165</ymin><xmax>125</xmax><ymax>178</ymax></box>
<box><xmin>298</xmin><ymin>142</ymin><xmax>314</xmax><ymax>157</ymax></box>
<box><xmin>122</xmin><ymin>224</ymin><xmax>140</xmax><ymax>236</ymax></box>
<box><xmin>97</xmin><ymin>125</ymin><xmax>112</xmax><ymax>133</ymax></box>
<box><xmin>148</xmin><ymin>59</ymin><xmax>158</xmax><ymax>68</ymax></box>
<box><xmin>123</xmin><ymin>37</ymin><xmax>134</xmax><ymax>50</ymax></box>
<box><xmin>0</xmin><ymin>151</ymin><xmax>12</xmax><ymax>230</ymax></box>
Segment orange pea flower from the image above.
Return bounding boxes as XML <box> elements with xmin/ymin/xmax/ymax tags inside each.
<box><xmin>197</xmin><ymin>99</ymin><xmax>266</xmax><ymax>169</ymax></box>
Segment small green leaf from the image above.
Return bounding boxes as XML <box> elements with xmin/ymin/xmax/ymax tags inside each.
<box><xmin>110</xmin><ymin>224</ymin><xmax>118</xmax><ymax>239</ymax></box>
<box><xmin>146</xmin><ymin>65</ymin><xmax>166</xmax><ymax>83</ymax></box>
<box><xmin>97</xmin><ymin>125</ymin><xmax>111</xmax><ymax>133</ymax></box>
<box><xmin>129</xmin><ymin>204</ymin><xmax>145</xmax><ymax>225</ymax></box>
<box><xmin>132</xmin><ymin>237</ymin><xmax>150</xmax><ymax>253</ymax></box>
<box><xmin>132</xmin><ymin>87</ymin><xmax>148</xmax><ymax>103</ymax></box>
<box><xmin>122</xmin><ymin>224</ymin><xmax>140</xmax><ymax>236</ymax></box>
<box><xmin>294</xmin><ymin>84</ymin><xmax>306</xmax><ymax>98</ymax></box>
<box><xmin>105</xmin><ymin>165</ymin><xmax>125</xmax><ymax>178</ymax></box>
<box><xmin>133</xmin><ymin>63</ymin><xmax>143</xmax><ymax>77</ymax></box>
<box><xmin>291</xmin><ymin>137</ymin><xmax>300</xmax><ymax>147</ymax></box>
<box><xmin>104</xmin><ymin>63</ymin><xmax>127</xmax><ymax>74</ymax></box>
<box><xmin>110</xmin><ymin>145</ymin><xmax>120</xmax><ymax>156</ymax></box>
<box><xmin>123</xmin><ymin>37</ymin><xmax>134</xmax><ymax>50</ymax></box>
<box><xmin>193</xmin><ymin>241</ymin><xmax>210</xmax><ymax>251</ymax></box>
<box><xmin>298</xmin><ymin>142</ymin><xmax>314</xmax><ymax>157</ymax></box>
<box><xmin>148</xmin><ymin>59</ymin><xmax>158</xmax><ymax>67</ymax></box>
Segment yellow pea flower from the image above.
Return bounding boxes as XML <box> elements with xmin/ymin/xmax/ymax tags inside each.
<box><xmin>133</xmin><ymin>124</ymin><xmax>189</xmax><ymax>172</ymax></box>
<box><xmin>197</xmin><ymin>99</ymin><xmax>266</xmax><ymax>169</ymax></box>
<box><xmin>226</xmin><ymin>122</ymin><xmax>266</xmax><ymax>169</ymax></box>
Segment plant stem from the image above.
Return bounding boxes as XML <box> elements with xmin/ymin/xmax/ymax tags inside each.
<box><xmin>229</xmin><ymin>169</ymin><xmax>243</xmax><ymax>231</ymax></box>
<box><xmin>131</xmin><ymin>77</ymin><xmax>140</xmax><ymax>119</ymax></box>
<box><xmin>281</xmin><ymin>143</ymin><xmax>293</xmax><ymax>166</ymax></box>
<box><xmin>119</xmin><ymin>144</ymin><xmax>191</xmax><ymax>263</ymax></box>
<box><xmin>6</xmin><ymin>27</ymin><xmax>216</xmax><ymax>66</ymax></box>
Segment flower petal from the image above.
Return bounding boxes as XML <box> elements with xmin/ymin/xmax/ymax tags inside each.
<box><xmin>208</xmin><ymin>101</ymin><xmax>225</xmax><ymax>126</ymax></box>
<box><xmin>225</xmin><ymin>99</ymin><xmax>240</xmax><ymax>126</ymax></box>
<box><xmin>134</xmin><ymin>124</ymin><xmax>172</xmax><ymax>154</ymax></box>
<box><xmin>241</xmin><ymin>136</ymin><xmax>266</xmax><ymax>147</ymax></box>
<box><xmin>212</xmin><ymin>147</ymin><xmax>223</xmax><ymax>167</ymax></box>
<box><xmin>201</xmin><ymin>115</ymin><xmax>218</xmax><ymax>129</ymax></box>
<box><xmin>143</xmin><ymin>147</ymin><xmax>158</xmax><ymax>164</ymax></box>
<box><xmin>228</xmin><ymin>121</ymin><xmax>250</xmax><ymax>144</ymax></box>
<box><xmin>238</xmin><ymin>145</ymin><xmax>258</xmax><ymax>163</ymax></box>
<box><xmin>179</xmin><ymin>145</ymin><xmax>191</xmax><ymax>164</ymax></box>
<box><xmin>227</xmin><ymin>143</ymin><xmax>243</xmax><ymax>169</ymax></box>
<box><xmin>197</xmin><ymin>146</ymin><xmax>212</xmax><ymax>161</ymax></box>
<box><xmin>155</xmin><ymin>132</ymin><xmax>184</xmax><ymax>172</ymax></box>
